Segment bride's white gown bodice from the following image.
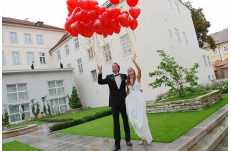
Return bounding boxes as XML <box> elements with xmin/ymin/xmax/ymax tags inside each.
<box><xmin>126</xmin><ymin>78</ymin><xmax>153</xmax><ymax>142</ymax></box>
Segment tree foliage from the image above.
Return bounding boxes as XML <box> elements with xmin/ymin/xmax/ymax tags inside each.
<box><xmin>183</xmin><ymin>1</ymin><xmax>216</xmax><ymax>49</ymax></box>
<box><xmin>69</xmin><ymin>86</ymin><xmax>82</xmax><ymax>109</ymax></box>
<box><xmin>149</xmin><ymin>50</ymin><xmax>199</xmax><ymax>98</ymax></box>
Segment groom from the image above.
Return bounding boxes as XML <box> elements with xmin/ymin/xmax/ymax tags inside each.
<box><xmin>97</xmin><ymin>63</ymin><xmax>132</xmax><ymax>151</ymax></box>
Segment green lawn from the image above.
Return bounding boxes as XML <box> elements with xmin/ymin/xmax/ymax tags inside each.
<box><xmin>2</xmin><ymin>141</ymin><xmax>43</xmax><ymax>151</ymax></box>
<box><xmin>55</xmin><ymin>93</ymin><xmax>228</xmax><ymax>143</ymax></box>
<box><xmin>46</xmin><ymin>106</ymin><xmax>110</xmax><ymax>120</ymax></box>
<box><xmin>156</xmin><ymin>91</ymin><xmax>211</xmax><ymax>103</ymax></box>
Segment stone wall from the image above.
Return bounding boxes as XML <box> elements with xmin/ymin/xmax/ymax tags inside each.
<box><xmin>147</xmin><ymin>90</ymin><xmax>222</xmax><ymax>113</ymax></box>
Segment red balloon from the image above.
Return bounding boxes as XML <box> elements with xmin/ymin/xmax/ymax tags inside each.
<box><xmin>65</xmin><ymin>21</ymin><xmax>72</xmax><ymax>32</ymax></box>
<box><xmin>129</xmin><ymin>7</ymin><xmax>141</xmax><ymax>19</ymax></box>
<box><xmin>71</xmin><ymin>21</ymin><xmax>83</xmax><ymax>33</ymax></box>
<box><xmin>83</xmin><ymin>21</ymin><xmax>93</xmax><ymax>33</ymax></box>
<box><xmin>78</xmin><ymin>0</ymin><xmax>90</xmax><ymax>10</ymax></box>
<box><xmin>108</xmin><ymin>28</ymin><xmax>113</xmax><ymax>35</ymax></box>
<box><xmin>94</xmin><ymin>5</ymin><xmax>106</xmax><ymax>15</ymax></box>
<box><xmin>68</xmin><ymin>12</ymin><xmax>72</xmax><ymax>17</ymax></box>
<box><xmin>126</xmin><ymin>0</ymin><xmax>139</xmax><ymax>7</ymax></box>
<box><xmin>72</xmin><ymin>7</ymin><xmax>82</xmax><ymax>16</ymax></box>
<box><xmin>121</xmin><ymin>11</ymin><xmax>129</xmax><ymax>15</ymax></box>
<box><xmin>89</xmin><ymin>0</ymin><xmax>98</xmax><ymax>10</ymax></box>
<box><xmin>114</xmin><ymin>25</ymin><xmax>121</xmax><ymax>34</ymax></box>
<box><xmin>129</xmin><ymin>18</ymin><xmax>138</xmax><ymax>30</ymax></box>
<box><xmin>102</xmin><ymin>12</ymin><xmax>109</xmax><ymax>27</ymax></box>
<box><xmin>80</xmin><ymin>10</ymin><xmax>88</xmax><ymax>22</ymax></box>
<box><xmin>88</xmin><ymin>10</ymin><xmax>97</xmax><ymax>21</ymax></box>
<box><xmin>118</xmin><ymin>14</ymin><xmax>129</xmax><ymax>27</ymax></box>
<box><xmin>70</xmin><ymin>31</ymin><xmax>79</xmax><ymax>37</ymax></box>
<box><xmin>103</xmin><ymin>28</ymin><xmax>109</xmax><ymax>38</ymax></box>
<box><xmin>67</xmin><ymin>6</ymin><xmax>74</xmax><ymax>13</ymax></box>
<box><xmin>87</xmin><ymin>30</ymin><xmax>94</xmax><ymax>38</ymax></box>
<box><xmin>109</xmin><ymin>7</ymin><xmax>121</xmax><ymax>19</ymax></box>
<box><xmin>109</xmin><ymin>19</ymin><xmax>120</xmax><ymax>33</ymax></box>
<box><xmin>110</xmin><ymin>0</ymin><xmax>119</xmax><ymax>5</ymax></box>
<box><xmin>94</xmin><ymin>30</ymin><xmax>103</xmax><ymax>35</ymax></box>
<box><xmin>93</xmin><ymin>19</ymin><xmax>104</xmax><ymax>32</ymax></box>
<box><xmin>67</xmin><ymin>0</ymin><xmax>79</xmax><ymax>8</ymax></box>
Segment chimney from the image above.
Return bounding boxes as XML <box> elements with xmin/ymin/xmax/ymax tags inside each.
<box><xmin>36</xmin><ymin>21</ymin><xmax>44</xmax><ymax>26</ymax></box>
<box><xmin>24</xmin><ymin>18</ymin><xmax>29</xmax><ymax>21</ymax></box>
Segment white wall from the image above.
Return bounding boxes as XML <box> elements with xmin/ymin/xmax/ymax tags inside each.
<box><xmin>2</xmin><ymin>69</ymin><xmax>74</xmax><ymax>124</ymax></box>
<box><xmin>49</xmin><ymin>0</ymin><xmax>214</xmax><ymax>107</ymax></box>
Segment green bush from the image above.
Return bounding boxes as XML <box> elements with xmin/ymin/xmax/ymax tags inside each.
<box><xmin>49</xmin><ymin>109</ymin><xmax>112</xmax><ymax>131</ymax></box>
<box><xmin>39</xmin><ymin>118</ymin><xmax>73</xmax><ymax>122</ymax></box>
<box><xmin>196</xmin><ymin>81</ymin><xmax>228</xmax><ymax>94</ymax></box>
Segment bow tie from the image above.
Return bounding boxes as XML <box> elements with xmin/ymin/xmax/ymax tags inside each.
<box><xmin>115</xmin><ymin>74</ymin><xmax>120</xmax><ymax>77</ymax></box>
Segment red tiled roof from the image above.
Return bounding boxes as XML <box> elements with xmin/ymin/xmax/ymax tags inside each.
<box><xmin>50</xmin><ymin>32</ymin><xmax>71</xmax><ymax>52</ymax></box>
<box><xmin>213</xmin><ymin>64</ymin><xmax>217</xmax><ymax>71</ymax></box>
<box><xmin>203</xmin><ymin>28</ymin><xmax>228</xmax><ymax>48</ymax></box>
<box><xmin>215</xmin><ymin>60</ymin><xmax>228</xmax><ymax>67</ymax></box>
<box><xmin>2</xmin><ymin>17</ymin><xmax>65</xmax><ymax>30</ymax></box>
<box><xmin>221</xmin><ymin>64</ymin><xmax>228</xmax><ymax>69</ymax></box>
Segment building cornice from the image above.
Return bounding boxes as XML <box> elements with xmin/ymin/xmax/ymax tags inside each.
<box><xmin>2</xmin><ymin>68</ymin><xmax>74</xmax><ymax>74</ymax></box>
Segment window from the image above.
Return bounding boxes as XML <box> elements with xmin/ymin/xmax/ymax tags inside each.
<box><xmin>2</xmin><ymin>52</ymin><xmax>5</xmax><ymax>64</ymax></box>
<box><xmin>168</xmin><ymin>29</ymin><xmax>172</xmax><ymax>38</ymax></box>
<box><xmin>12</xmin><ymin>52</ymin><xmax>20</xmax><ymax>64</ymax></box>
<box><xmin>174</xmin><ymin>28</ymin><xmax>180</xmax><ymax>42</ymax></box>
<box><xmin>121</xmin><ymin>34</ymin><xmax>133</xmax><ymax>56</ymax></box>
<box><xmin>175</xmin><ymin>2</ymin><xmax>180</xmax><ymax>14</ymax></box>
<box><xmin>48</xmin><ymin>81</ymin><xmax>64</xmax><ymax>95</ymax></box>
<box><xmin>183</xmin><ymin>32</ymin><xmax>188</xmax><ymax>44</ymax></box>
<box><xmin>91</xmin><ymin>70</ymin><xmax>97</xmax><ymax>82</ymax></box>
<box><xmin>7</xmin><ymin>84</ymin><xmax>28</xmax><ymax>101</ymax></box>
<box><xmin>51</xmin><ymin>98</ymin><xmax>67</xmax><ymax>113</ymax></box>
<box><xmin>224</xmin><ymin>46</ymin><xmax>228</xmax><ymax>52</ymax></box>
<box><xmin>24</xmin><ymin>34</ymin><xmax>32</xmax><ymax>43</ymax></box>
<box><xmin>9</xmin><ymin>104</ymin><xmax>30</xmax><ymax>123</ymax></box>
<box><xmin>213</xmin><ymin>49</ymin><xmax>218</xmax><ymax>55</ymax></box>
<box><xmin>203</xmin><ymin>55</ymin><xmax>208</xmax><ymax>67</ymax></box>
<box><xmin>74</xmin><ymin>38</ymin><xmax>79</xmax><ymax>49</ymax></box>
<box><xmin>39</xmin><ymin>53</ymin><xmax>45</xmax><ymax>64</ymax></box>
<box><xmin>67</xmin><ymin>63</ymin><xmax>71</xmax><ymax>68</ymax></box>
<box><xmin>208</xmin><ymin>75</ymin><xmax>211</xmax><ymax>81</ymax></box>
<box><xmin>37</xmin><ymin>35</ymin><xmax>43</xmax><ymax>44</ymax></box>
<box><xmin>10</xmin><ymin>32</ymin><xmax>17</xmax><ymax>42</ymax></box>
<box><xmin>27</xmin><ymin>52</ymin><xmax>34</xmax><ymax>64</ymax></box>
<box><xmin>207</xmin><ymin>56</ymin><xmax>211</xmax><ymax>67</ymax></box>
<box><xmin>57</xmin><ymin>50</ymin><xmax>61</xmax><ymax>60</ymax></box>
<box><xmin>103</xmin><ymin>44</ymin><xmax>112</xmax><ymax>63</ymax></box>
<box><xmin>87</xmin><ymin>48</ymin><xmax>94</xmax><ymax>60</ymax></box>
<box><xmin>77</xmin><ymin>58</ymin><xmax>83</xmax><ymax>74</ymax></box>
<box><xmin>65</xmin><ymin>45</ymin><xmax>69</xmax><ymax>55</ymax></box>
<box><xmin>167</xmin><ymin>0</ymin><xmax>172</xmax><ymax>9</ymax></box>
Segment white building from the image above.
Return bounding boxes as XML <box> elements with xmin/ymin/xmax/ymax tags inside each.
<box><xmin>2</xmin><ymin>69</ymin><xmax>74</xmax><ymax>124</ymax></box>
<box><xmin>48</xmin><ymin>0</ymin><xmax>215</xmax><ymax>108</ymax></box>
<box><xmin>2</xmin><ymin>17</ymin><xmax>66</xmax><ymax>70</ymax></box>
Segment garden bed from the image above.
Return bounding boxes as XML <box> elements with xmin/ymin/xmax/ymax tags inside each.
<box><xmin>147</xmin><ymin>90</ymin><xmax>222</xmax><ymax>113</ymax></box>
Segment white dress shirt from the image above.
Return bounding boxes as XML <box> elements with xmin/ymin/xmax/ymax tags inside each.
<box><xmin>114</xmin><ymin>74</ymin><xmax>121</xmax><ymax>89</ymax></box>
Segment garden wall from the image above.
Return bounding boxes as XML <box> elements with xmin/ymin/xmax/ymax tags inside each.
<box><xmin>147</xmin><ymin>90</ymin><xmax>222</xmax><ymax>113</ymax></box>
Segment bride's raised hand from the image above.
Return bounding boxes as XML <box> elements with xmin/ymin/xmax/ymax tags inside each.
<box><xmin>131</xmin><ymin>53</ymin><xmax>137</xmax><ymax>62</ymax></box>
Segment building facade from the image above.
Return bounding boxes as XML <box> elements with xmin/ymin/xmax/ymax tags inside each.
<box><xmin>2</xmin><ymin>69</ymin><xmax>74</xmax><ymax>124</ymax></box>
<box><xmin>49</xmin><ymin>0</ymin><xmax>215</xmax><ymax>108</ymax></box>
<box><xmin>203</xmin><ymin>28</ymin><xmax>228</xmax><ymax>64</ymax></box>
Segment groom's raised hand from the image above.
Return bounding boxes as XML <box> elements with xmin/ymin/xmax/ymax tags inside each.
<box><xmin>97</xmin><ymin>64</ymin><xmax>102</xmax><ymax>73</ymax></box>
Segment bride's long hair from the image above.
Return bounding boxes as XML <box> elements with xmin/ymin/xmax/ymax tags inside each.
<box><xmin>126</xmin><ymin>67</ymin><xmax>136</xmax><ymax>87</ymax></box>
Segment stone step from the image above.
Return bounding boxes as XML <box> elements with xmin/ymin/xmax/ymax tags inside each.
<box><xmin>159</xmin><ymin>104</ymin><xmax>228</xmax><ymax>151</ymax></box>
<box><xmin>189</xmin><ymin>117</ymin><xmax>228</xmax><ymax>151</ymax></box>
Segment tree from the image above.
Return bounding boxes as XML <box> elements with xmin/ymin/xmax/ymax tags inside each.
<box><xmin>149</xmin><ymin>50</ymin><xmax>199</xmax><ymax>98</ymax></box>
<box><xmin>183</xmin><ymin>1</ymin><xmax>216</xmax><ymax>49</ymax></box>
<box><xmin>69</xmin><ymin>86</ymin><xmax>82</xmax><ymax>109</ymax></box>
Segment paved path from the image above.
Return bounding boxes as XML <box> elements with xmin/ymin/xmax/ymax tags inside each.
<box><xmin>2</xmin><ymin>123</ymin><xmax>168</xmax><ymax>151</ymax></box>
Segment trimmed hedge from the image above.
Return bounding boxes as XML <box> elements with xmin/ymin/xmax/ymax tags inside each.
<box><xmin>39</xmin><ymin>118</ymin><xmax>73</xmax><ymax>122</ymax></box>
<box><xmin>49</xmin><ymin>109</ymin><xmax>112</xmax><ymax>131</ymax></box>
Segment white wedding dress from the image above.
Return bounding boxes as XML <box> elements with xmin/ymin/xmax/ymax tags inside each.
<box><xmin>125</xmin><ymin>78</ymin><xmax>153</xmax><ymax>142</ymax></box>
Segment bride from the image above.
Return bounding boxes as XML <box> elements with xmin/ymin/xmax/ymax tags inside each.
<box><xmin>125</xmin><ymin>54</ymin><xmax>153</xmax><ymax>145</ymax></box>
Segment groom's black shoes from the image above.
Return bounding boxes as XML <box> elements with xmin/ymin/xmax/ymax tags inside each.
<box><xmin>112</xmin><ymin>146</ymin><xmax>120</xmax><ymax>151</ymax></box>
<box><xmin>126</xmin><ymin>141</ymin><xmax>132</xmax><ymax>146</ymax></box>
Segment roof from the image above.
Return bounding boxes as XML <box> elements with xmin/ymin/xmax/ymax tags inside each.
<box><xmin>50</xmin><ymin>32</ymin><xmax>71</xmax><ymax>52</ymax></box>
<box><xmin>221</xmin><ymin>64</ymin><xmax>228</xmax><ymax>69</ymax></box>
<box><xmin>2</xmin><ymin>17</ymin><xmax>65</xmax><ymax>30</ymax></box>
<box><xmin>2</xmin><ymin>68</ymin><xmax>74</xmax><ymax>74</ymax></box>
<box><xmin>213</xmin><ymin>60</ymin><xmax>228</xmax><ymax>71</ymax></box>
<box><xmin>203</xmin><ymin>28</ymin><xmax>228</xmax><ymax>48</ymax></box>
<box><xmin>215</xmin><ymin>60</ymin><xmax>228</xmax><ymax>67</ymax></box>
<box><xmin>213</xmin><ymin>64</ymin><xmax>217</xmax><ymax>71</ymax></box>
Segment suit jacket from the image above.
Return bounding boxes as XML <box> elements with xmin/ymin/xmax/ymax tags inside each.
<box><xmin>98</xmin><ymin>73</ymin><xmax>127</xmax><ymax>107</ymax></box>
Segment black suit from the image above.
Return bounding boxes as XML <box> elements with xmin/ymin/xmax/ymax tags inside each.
<box><xmin>98</xmin><ymin>73</ymin><xmax>130</xmax><ymax>147</ymax></box>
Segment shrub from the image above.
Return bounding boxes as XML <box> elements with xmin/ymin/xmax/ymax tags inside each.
<box><xmin>39</xmin><ymin>118</ymin><xmax>73</xmax><ymax>122</ymax></box>
<box><xmin>49</xmin><ymin>109</ymin><xmax>112</xmax><ymax>131</ymax></box>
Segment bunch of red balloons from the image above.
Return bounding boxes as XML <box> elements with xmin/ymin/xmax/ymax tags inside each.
<box><xmin>65</xmin><ymin>0</ymin><xmax>141</xmax><ymax>38</ymax></box>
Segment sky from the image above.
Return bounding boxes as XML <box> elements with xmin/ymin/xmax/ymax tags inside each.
<box><xmin>1</xmin><ymin>0</ymin><xmax>229</xmax><ymax>34</ymax></box>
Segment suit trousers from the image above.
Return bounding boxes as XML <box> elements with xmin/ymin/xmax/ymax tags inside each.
<box><xmin>111</xmin><ymin>105</ymin><xmax>131</xmax><ymax>147</ymax></box>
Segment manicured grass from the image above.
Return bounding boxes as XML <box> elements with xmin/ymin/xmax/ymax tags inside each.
<box><xmin>55</xmin><ymin>93</ymin><xmax>228</xmax><ymax>143</ymax></box>
<box><xmin>46</xmin><ymin>106</ymin><xmax>110</xmax><ymax>120</ymax></box>
<box><xmin>2</xmin><ymin>141</ymin><xmax>43</xmax><ymax>151</ymax></box>
<box><xmin>5</xmin><ymin>121</ymin><xmax>47</xmax><ymax>130</ymax></box>
<box><xmin>156</xmin><ymin>91</ymin><xmax>211</xmax><ymax>103</ymax></box>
